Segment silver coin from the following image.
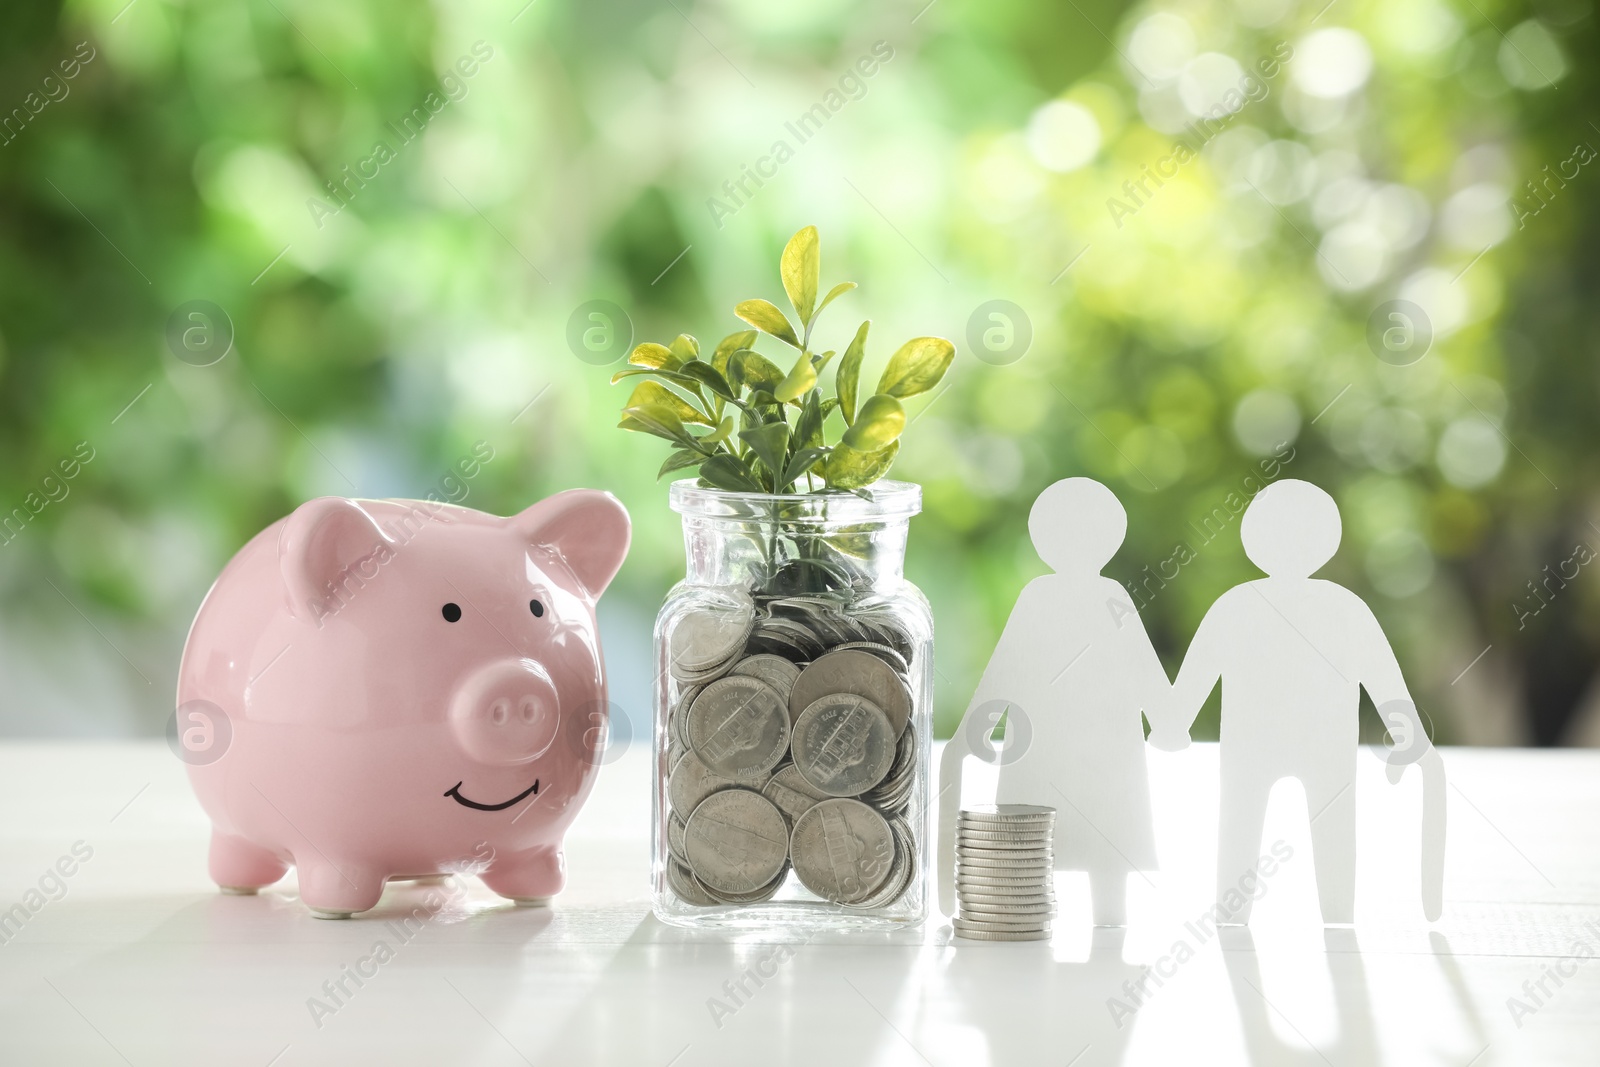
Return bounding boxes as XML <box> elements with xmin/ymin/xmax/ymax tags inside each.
<box><xmin>790</xmin><ymin>694</ymin><xmax>896</xmax><ymax>797</ymax></box>
<box><xmin>730</xmin><ymin>654</ymin><xmax>801</xmax><ymax>700</ymax></box>
<box><xmin>864</xmin><ymin>727</ymin><xmax>917</xmax><ymax>811</ymax></box>
<box><xmin>687</xmin><ymin>675</ymin><xmax>791</xmax><ymax>780</ymax></box>
<box><xmin>960</xmin><ymin>901</ymin><xmax>1056</xmax><ymax>918</ymax></box>
<box><xmin>957</xmin><ymin>847</ymin><xmax>1055</xmax><ymax>862</ymax></box>
<box><xmin>684</xmin><ymin>789</ymin><xmax>790</xmax><ymax>895</ymax></box>
<box><xmin>828</xmin><ymin>640</ymin><xmax>910</xmax><ymax>675</ymax></box>
<box><xmin>667</xmin><ymin>750</ymin><xmax>738</xmax><ymax>817</ymax></box>
<box><xmin>958</xmin><ymin>822</ymin><xmax>1054</xmax><ymax>835</ymax></box>
<box><xmin>789</xmin><ymin>798</ymin><xmax>895</xmax><ymax>904</ymax></box>
<box><xmin>957</xmin><ymin>880</ymin><xmax>1055</xmax><ymax>895</ymax></box>
<box><xmin>956</xmin><ymin>828</ymin><xmax>1053</xmax><ymax>844</ymax></box>
<box><xmin>959</xmin><ymin>804</ymin><xmax>1057</xmax><ymax>820</ymax></box>
<box><xmin>955</xmin><ymin>831</ymin><xmax>1050</xmax><ymax>846</ymax></box>
<box><xmin>845</xmin><ymin>815</ymin><xmax>916</xmax><ymax>910</ymax></box>
<box><xmin>947</xmin><ymin>915</ymin><xmax>1049</xmax><ymax>927</ymax></box>
<box><xmin>956</xmin><ymin>817</ymin><xmax>1057</xmax><ymax>831</ymax></box>
<box><xmin>667</xmin><ymin>814</ymin><xmax>688</xmax><ymax>861</ymax></box>
<box><xmin>956</xmin><ymin>846</ymin><xmax>1054</xmax><ymax>861</ymax></box>
<box><xmin>762</xmin><ymin>764</ymin><xmax>831</xmax><ymax>828</ymax></box>
<box><xmin>675</xmin><ymin>684</ymin><xmax>704</xmax><ymax>724</ymax></box>
<box><xmin>955</xmin><ymin>873</ymin><xmax>1053</xmax><ymax>888</ymax></box>
<box><xmin>953</xmin><ymin>857</ymin><xmax>1056</xmax><ymax>870</ymax></box>
<box><xmin>746</xmin><ymin>631</ymin><xmax>811</xmax><ymax>661</ymax></box>
<box><xmin>702</xmin><ymin>866</ymin><xmax>786</xmax><ymax>904</ymax></box>
<box><xmin>959</xmin><ymin>893</ymin><xmax>1056</xmax><ymax>908</ymax></box>
<box><xmin>952</xmin><ymin>924</ymin><xmax>1051</xmax><ymax>942</ymax></box>
<box><xmin>957</xmin><ymin>884</ymin><xmax>1053</xmax><ymax>895</ymax></box>
<box><xmin>790</xmin><ymin>650</ymin><xmax>914</xmax><ymax>736</ymax></box>
<box><xmin>669</xmin><ymin>599</ymin><xmax>754</xmax><ymax>678</ymax></box>
<box><xmin>667</xmin><ymin>860</ymin><xmax>719</xmax><ymax>906</ymax></box>
<box><xmin>752</xmin><ymin>617</ymin><xmax>824</xmax><ymax>660</ymax></box>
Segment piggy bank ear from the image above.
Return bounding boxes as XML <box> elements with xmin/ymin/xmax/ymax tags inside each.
<box><xmin>511</xmin><ymin>489</ymin><xmax>631</xmax><ymax>600</ymax></box>
<box><xmin>279</xmin><ymin>498</ymin><xmax>394</xmax><ymax>623</ymax></box>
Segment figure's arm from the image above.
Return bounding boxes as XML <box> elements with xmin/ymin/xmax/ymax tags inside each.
<box><xmin>937</xmin><ymin>591</ymin><xmax>1035</xmax><ymax>915</ymax></box>
<box><xmin>936</xmin><ymin>711</ymin><xmax>973</xmax><ymax>917</ymax></box>
<box><xmin>1109</xmin><ymin>585</ymin><xmax>1182</xmax><ymax>747</ymax></box>
<box><xmin>1352</xmin><ymin>598</ymin><xmax>1430</xmax><ymax>770</ymax></box>
<box><xmin>1168</xmin><ymin>604</ymin><xmax>1227</xmax><ymax>737</ymax></box>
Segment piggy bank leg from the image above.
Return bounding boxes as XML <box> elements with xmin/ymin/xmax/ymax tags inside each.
<box><xmin>297</xmin><ymin>860</ymin><xmax>386</xmax><ymax>919</ymax></box>
<box><xmin>481</xmin><ymin>845</ymin><xmax>565</xmax><ymax>906</ymax></box>
<box><xmin>209</xmin><ymin>831</ymin><xmax>288</xmax><ymax>895</ymax></box>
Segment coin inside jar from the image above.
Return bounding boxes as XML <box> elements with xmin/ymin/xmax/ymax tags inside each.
<box><xmin>789</xmin><ymin>798</ymin><xmax>895</xmax><ymax>904</ymax></box>
<box><xmin>761</xmin><ymin>763</ymin><xmax>831</xmax><ymax>828</ymax></box>
<box><xmin>684</xmin><ymin>789</ymin><xmax>790</xmax><ymax>895</ymax></box>
<box><xmin>668</xmin><ymin>598</ymin><xmax>753</xmax><ymax>680</ymax></box>
<box><xmin>789</xmin><ymin>649</ymin><xmax>913</xmax><ymax>737</ymax></box>
<box><xmin>729</xmin><ymin>653</ymin><xmax>801</xmax><ymax>701</ymax></box>
<box><xmin>686</xmin><ymin>675</ymin><xmax>790</xmax><ymax>780</ymax></box>
<box><xmin>790</xmin><ymin>693</ymin><xmax>896</xmax><ymax>797</ymax></box>
<box><xmin>667</xmin><ymin>750</ymin><xmax>737</xmax><ymax>817</ymax></box>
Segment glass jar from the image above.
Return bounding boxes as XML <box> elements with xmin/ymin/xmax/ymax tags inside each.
<box><xmin>651</xmin><ymin>479</ymin><xmax>933</xmax><ymax>930</ymax></box>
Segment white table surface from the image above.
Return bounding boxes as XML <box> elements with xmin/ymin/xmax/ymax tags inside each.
<box><xmin>0</xmin><ymin>740</ymin><xmax>1595</xmax><ymax>1066</ymax></box>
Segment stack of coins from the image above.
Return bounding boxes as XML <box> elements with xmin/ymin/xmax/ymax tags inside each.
<box><xmin>663</xmin><ymin>588</ymin><xmax>920</xmax><ymax>909</ymax></box>
<box><xmin>953</xmin><ymin>804</ymin><xmax>1056</xmax><ymax>941</ymax></box>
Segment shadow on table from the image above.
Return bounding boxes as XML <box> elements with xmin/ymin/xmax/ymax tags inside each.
<box><xmin>1220</xmin><ymin>927</ymin><xmax>1381</xmax><ymax>1066</ymax></box>
<box><xmin>926</xmin><ymin>925</ymin><xmax>1145</xmax><ymax>1067</ymax></box>
<box><xmin>1219</xmin><ymin>926</ymin><xmax>1488</xmax><ymax>1067</ymax></box>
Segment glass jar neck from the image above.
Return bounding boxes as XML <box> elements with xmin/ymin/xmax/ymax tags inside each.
<box><xmin>671</xmin><ymin>481</ymin><xmax>920</xmax><ymax>592</ymax></box>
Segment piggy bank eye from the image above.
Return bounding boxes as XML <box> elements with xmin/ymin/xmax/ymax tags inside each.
<box><xmin>442</xmin><ymin>603</ymin><xmax>463</xmax><ymax>623</ymax></box>
<box><xmin>529</xmin><ymin>599</ymin><xmax>545</xmax><ymax>618</ymax></box>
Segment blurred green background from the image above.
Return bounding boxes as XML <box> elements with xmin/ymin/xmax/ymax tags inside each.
<box><xmin>1</xmin><ymin>0</ymin><xmax>1596</xmax><ymax>747</ymax></box>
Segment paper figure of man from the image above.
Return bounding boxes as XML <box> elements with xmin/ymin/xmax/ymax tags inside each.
<box><xmin>942</xmin><ymin>478</ymin><xmax>1169</xmax><ymax>924</ymax></box>
<box><xmin>1155</xmin><ymin>478</ymin><xmax>1435</xmax><ymax>924</ymax></box>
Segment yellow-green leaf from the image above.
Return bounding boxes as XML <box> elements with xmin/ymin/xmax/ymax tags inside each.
<box><xmin>702</xmin><ymin>415</ymin><xmax>735</xmax><ymax>446</ymax></box>
<box><xmin>658</xmin><ymin>448</ymin><xmax>702</xmax><ymax>480</ymax></box>
<box><xmin>836</xmin><ymin>320</ymin><xmax>870</xmax><ymax>425</ymax></box>
<box><xmin>840</xmin><ymin>393</ymin><xmax>905</xmax><ymax>451</ymax></box>
<box><xmin>668</xmin><ymin>334</ymin><xmax>699</xmax><ymax>364</ymax></box>
<box><xmin>815</xmin><ymin>281</ymin><xmax>856</xmax><ymax>321</ymax></box>
<box><xmin>625</xmin><ymin>380</ymin><xmax>712</xmax><ymax>426</ymax></box>
<box><xmin>698</xmin><ymin>454</ymin><xmax>764</xmax><ymax>492</ymax></box>
<box><xmin>876</xmin><ymin>336</ymin><xmax>955</xmax><ymax>399</ymax></box>
<box><xmin>781</xmin><ymin>226</ymin><xmax>820</xmax><ymax>327</ymax></box>
<box><xmin>711</xmin><ymin>330</ymin><xmax>757</xmax><ymax>376</ymax></box>
<box><xmin>774</xmin><ymin>350</ymin><xmax>818</xmax><ymax>403</ymax></box>
<box><xmin>731</xmin><ymin>349</ymin><xmax>785</xmax><ymax>394</ymax></box>
<box><xmin>824</xmin><ymin>440</ymin><xmax>899</xmax><ymax>489</ymax></box>
<box><xmin>629</xmin><ymin>342</ymin><xmax>678</xmax><ymax>369</ymax></box>
<box><xmin>739</xmin><ymin>421</ymin><xmax>790</xmax><ymax>484</ymax></box>
<box><xmin>735</xmin><ymin>299</ymin><xmax>800</xmax><ymax>348</ymax></box>
<box><xmin>620</xmin><ymin>405</ymin><xmax>688</xmax><ymax>446</ymax></box>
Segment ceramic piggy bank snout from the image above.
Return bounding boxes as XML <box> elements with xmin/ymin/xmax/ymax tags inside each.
<box><xmin>178</xmin><ymin>489</ymin><xmax>630</xmax><ymax>918</ymax></box>
<box><xmin>450</xmin><ymin>659</ymin><xmax>561</xmax><ymax>765</ymax></box>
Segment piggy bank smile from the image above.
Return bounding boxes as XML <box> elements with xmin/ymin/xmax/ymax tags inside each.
<box><xmin>443</xmin><ymin>778</ymin><xmax>540</xmax><ymax>811</ymax></box>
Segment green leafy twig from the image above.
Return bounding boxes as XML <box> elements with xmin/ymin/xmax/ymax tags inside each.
<box><xmin>612</xmin><ymin>226</ymin><xmax>956</xmax><ymax>494</ymax></box>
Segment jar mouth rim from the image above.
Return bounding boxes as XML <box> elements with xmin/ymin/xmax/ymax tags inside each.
<box><xmin>669</xmin><ymin>478</ymin><xmax>922</xmax><ymax>520</ymax></box>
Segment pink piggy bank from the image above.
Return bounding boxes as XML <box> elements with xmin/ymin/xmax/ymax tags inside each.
<box><xmin>177</xmin><ymin>490</ymin><xmax>630</xmax><ymax>918</ymax></box>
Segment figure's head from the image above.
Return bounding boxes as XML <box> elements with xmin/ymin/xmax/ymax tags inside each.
<box><xmin>1241</xmin><ymin>479</ymin><xmax>1341</xmax><ymax>578</ymax></box>
<box><xmin>1029</xmin><ymin>478</ymin><xmax>1127</xmax><ymax>574</ymax></box>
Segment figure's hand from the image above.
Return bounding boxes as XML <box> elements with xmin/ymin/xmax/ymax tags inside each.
<box><xmin>1148</xmin><ymin>723</ymin><xmax>1191</xmax><ymax>752</ymax></box>
<box><xmin>1379</xmin><ymin>698</ymin><xmax>1432</xmax><ymax>783</ymax></box>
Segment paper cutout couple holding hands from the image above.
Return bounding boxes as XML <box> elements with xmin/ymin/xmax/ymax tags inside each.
<box><xmin>941</xmin><ymin>477</ymin><xmax>1445</xmax><ymax>927</ymax></box>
